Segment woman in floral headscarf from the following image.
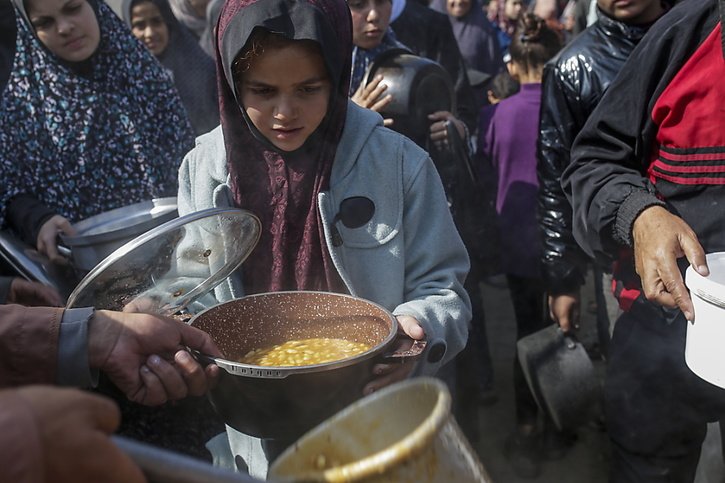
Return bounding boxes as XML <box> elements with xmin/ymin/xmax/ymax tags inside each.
<box><xmin>1</xmin><ymin>0</ymin><xmax>194</xmax><ymax>262</ymax></box>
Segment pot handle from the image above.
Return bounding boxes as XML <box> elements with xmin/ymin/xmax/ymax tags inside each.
<box><xmin>56</xmin><ymin>244</ymin><xmax>72</xmax><ymax>258</ymax></box>
<box><xmin>380</xmin><ymin>336</ymin><xmax>427</xmax><ymax>363</ymax></box>
<box><xmin>190</xmin><ymin>349</ymin><xmax>217</xmax><ymax>367</ymax></box>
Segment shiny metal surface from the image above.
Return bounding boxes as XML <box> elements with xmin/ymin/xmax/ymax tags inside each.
<box><xmin>60</xmin><ymin>198</ymin><xmax>178</xmax><ymax>272</ymax></box>
<box><xmin>361</xmin><ymin>49</ymin><xmax>454</xmax><ymax>143</ymax></box>
<box><xmin>66</xmin><ymin>207</ymin><xmax>261</xmax><ymax>314</ymax></box>
<box><xmin>112</xmin><ymin>435</ymin><xmax>262</xmax><ymax>483</ymax></box>
<box><xmin>0</xmin><ymin>229</ymin><xmax>78</xmax><ymax>299</ymax></box>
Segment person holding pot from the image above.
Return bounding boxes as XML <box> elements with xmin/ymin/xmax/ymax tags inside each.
<box><xmin>176</xmin><ymin>0</ymin><xmax>471</xmax><ymax>476</ymax></box>
<box><xmin>0</xmin><ymin>303</ymin><xmax>222</xmax><ymax>481</ymax></box>
<box><xmin>349</xmin><ymin>0</ymin><xmax>469</xmax><ymax>150</ymax></box>
<box><xmin>0</xmin><ymin>0</ymin><xmax>194</xmax><ymax>263</ymax></box>
<box><xmin>562</xmin><ymin>0</ymin><xmax>725</xmax><ymax>479</ymax></box>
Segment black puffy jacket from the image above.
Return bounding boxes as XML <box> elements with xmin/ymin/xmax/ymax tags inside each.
<box><xmin>536</xmin><ymin>11</ymin><xmax>653</xmax><ymax>294</ymax></box>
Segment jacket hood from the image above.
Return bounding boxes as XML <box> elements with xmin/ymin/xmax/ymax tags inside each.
<box><xmin>331</xmin><ymin>102</ymin><xmax>386</xmax><ymax>183</ymax></box>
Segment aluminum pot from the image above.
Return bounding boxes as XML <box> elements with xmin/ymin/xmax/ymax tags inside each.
<box><xmin>189</xmin><ymin>291</ymin><xmax>424</xmax><ymax>441</ymax></box>
<box><xmin>59</xmin><ymin>198</ymin><xmax>178</xmax><ymax>273</ymax></box>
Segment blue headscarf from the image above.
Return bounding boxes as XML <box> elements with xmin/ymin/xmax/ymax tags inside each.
<box><xmin>349</xmin><ymin>28</ymin><xmax>407</xmax><ymax>95</ymax></box>
<box><xmin>0</xmin><ymin>0</ymin><xmax>194</xmax><ymax>227</ymax></box>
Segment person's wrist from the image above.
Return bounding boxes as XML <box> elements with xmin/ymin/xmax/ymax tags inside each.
<box><xmin>632</xmin><ymin>205</ymin><xmax>669</xmax><ymax>246</ymax></box>
<box><xmin>87</xmin><ymin>310</ymin><xmax>120</xmax><ymax>370</ymax></box>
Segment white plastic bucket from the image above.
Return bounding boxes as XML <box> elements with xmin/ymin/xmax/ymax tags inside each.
<box><xmin>685</xmin><ymin>252</ymin><xmax>725</xmax><ymax>389</ymax></box>
<box><xmin>268</xmin><ymin>377</ymin><xmax>491</xmax><ymax>483</ymax></box>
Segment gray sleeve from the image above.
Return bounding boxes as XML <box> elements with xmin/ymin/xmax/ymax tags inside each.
<box><xmin>56</xmin><ymin>307</ymin><xmax>99</xmax><ymax>387</ymax></box>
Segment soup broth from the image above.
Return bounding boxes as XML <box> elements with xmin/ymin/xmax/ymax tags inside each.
<box><xmin>239</xmin><ymin>338</ymin><xmax>371</xmax><ymax>367</ymax></box>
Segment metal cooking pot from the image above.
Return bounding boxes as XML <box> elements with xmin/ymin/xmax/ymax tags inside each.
<box><xmin>59</xmin><ymin>198</ymin><xmax>178</xmax><ymax>273</ymax></box>
<box><xmin>517</xmin><ymin>324</ymin><xmax>601</xmax><ymax>431</ymax></box>
<box><xmin>189</xmin><ymin>291</ymin><xmax>424</xmax><ymax>441</ymax></box>
<box><xmin>362</xmin><ymin>49</ymin><xmax>454</xmax><ymax>145</ymax></box>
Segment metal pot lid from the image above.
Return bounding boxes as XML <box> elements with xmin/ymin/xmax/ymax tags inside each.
<box><xmin>60</xmin><ymin>197</ymin><xmax>178</xmax><ymax>247</ymax></box>
<box><xmin>66</xmin><ymin>208</ymin><xmax>261</xmax><ymax>315</ymax></box>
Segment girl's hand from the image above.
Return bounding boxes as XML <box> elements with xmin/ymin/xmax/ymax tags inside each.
<box><xmin>351</xmin><ymin>75</ymin><xmax>394</xmax><ymax>126</ymax></box>
<box><xmin>363</xmin><ymin>315</ymin><xmax>425</xmax><ymax>395</ymax></box>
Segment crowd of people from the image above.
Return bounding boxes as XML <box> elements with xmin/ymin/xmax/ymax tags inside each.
<box><xmin>0</xmin><ymin>0</ymin><xmax>722</xmax><ymax>480</ymax></box>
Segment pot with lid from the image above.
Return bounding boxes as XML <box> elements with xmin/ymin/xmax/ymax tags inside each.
<box><xmin>66</xmin><ymin>207</ymin><xmax>424</xmax><ymax>441</ymax></box>
<box><xmin>66</xmin><ymin>207</ymin><xmax>262</xmax><ymax>314</ymax></box>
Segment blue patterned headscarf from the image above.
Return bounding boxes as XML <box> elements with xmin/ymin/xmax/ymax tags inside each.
<box><xmin>349</xmin><ymin>28</ymin><xmax>407</xmax><ymax>95</ymax></box>
<box><xmin>0</xmin><ymin>0</ymin><xmax>195</xmax><ymax>228</ymax></box>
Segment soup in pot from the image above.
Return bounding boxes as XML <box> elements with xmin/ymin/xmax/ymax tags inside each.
<box><xmin>239</xmin><ymin>338</ymin><xmax>371</xmax><ymax>367</ymax></box>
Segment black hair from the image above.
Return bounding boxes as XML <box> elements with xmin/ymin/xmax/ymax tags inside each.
<box><xmin>489</xmin><ymin>70</ymin><xmax>520</xmax><ymax>100</ymax></box>
<box><xmin>508</xmin><ymin>13</ymin><xmax>561</xmax><ymax>75</ymax></box>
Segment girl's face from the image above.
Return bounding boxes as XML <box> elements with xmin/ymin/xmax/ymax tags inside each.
<box><xmin>26</xmin><ymin>0</ymin><xmax>100</xmax><ymax>62</ymax></box>
<box><xmin>348</xmin><ymin>0</ymin><xmax>392</xmax><ymax>50</ymax></box>
<box><xmin>238</xmin><ymin>41</ymin><xmax>332</xmax><ymax>152</ymax></box>
<box><xmin>447</xmin><ymin>0</ymin><xmax>472</xmax><ymax>18</ymax></box>
<box><xmin>130</xmin><ymin>1</ymin><xmax>169</xmax><ymax>56</ymax></box>
<box><xmin>504</xmin><ymin>0</ymin><xmax>524</xmax><ymax>20</ymax></box>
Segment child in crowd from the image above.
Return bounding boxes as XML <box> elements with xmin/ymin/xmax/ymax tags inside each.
<box><xmin>478</xmin><ymin>12</ymin><xmax>561</xmax><ymax>478</ymax></box>
<box><xmin>487</xmin><ymin>69</ymin><xmax>520</xmax><ymax>104</ymax></box>
<box><xmin>123</xmin><ymin>0</ymin><xmax>219</xmax><ymax>135</ymax></box>
<box><xmin>488</xmin><ymin>0</ymin><xmax>526</xmax><ymax>57</ymax></box>
<box><xmin>176</xmin><ymin>0</ymin><xmax>471</xmax><ymax>476</ymax></box>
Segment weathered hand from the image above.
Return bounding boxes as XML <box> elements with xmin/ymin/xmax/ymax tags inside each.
<box><xmin>12</xmin><ymin>385</ymin><xmax>146</xmax><ymax>483</ymax></box>
<box><xmin>6</xmin><ymin>278</ymin><xmax>63</xmax><ymax>306</ymax></box>
<box><xmin>548</xmin><ymin>291</ymin><xmax>580</xmax><ymax>332</ymax></box>
<box><xmin>363</xmin><ymin>315</ymin><xmax>425</xmax><ymax>395</ymax></box>
<box><xmin>351</xmin><ymin>75</ymin><xmax>394</xmax><ymax>126</ymax></box>
<box><xmin>36</xmin><ymin>215</ymin><xmax>76</xmax><ymax>263</ymax></box>
<box><xmin>88</xmin><ymin>310</ymin><xmax>222</xmax><ymax>406</ymax></box>
<box><xmin>632</xmin><ymin>205</ymin><xmax>708</xmax><ymax>321</ymax></box>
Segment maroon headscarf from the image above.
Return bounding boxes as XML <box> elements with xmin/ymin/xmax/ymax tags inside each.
<box><xmin>215</xmin><ymin>0</ymin><xmax>352</xmax><ymax>294</ymax></box>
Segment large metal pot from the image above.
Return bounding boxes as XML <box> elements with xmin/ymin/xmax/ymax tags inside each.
<box><xmin>362</xmin><ymin>48</ymin><xmax>454</xmax><ymax>144</ymax></box>
<box><xmin>189</xmin><ymin>291</ymin><xmax>422</xmax><ymax>441</ymax></box>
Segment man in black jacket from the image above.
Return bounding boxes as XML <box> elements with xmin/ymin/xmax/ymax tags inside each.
<box><xmin>537</xmin><ymin>0</ymin><xmax>666</xmax><ymax>341</ymax></box>
<box><xmin>562</xmin><ymin>0</ymin><xmax>725</xmax><ymax>479</ymax></box>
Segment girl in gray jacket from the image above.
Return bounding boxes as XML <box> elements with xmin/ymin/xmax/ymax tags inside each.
<box><xmin>178</xmin><ymin>0</ymin><xmax>472</xmax><ymax>475</ymax></box>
